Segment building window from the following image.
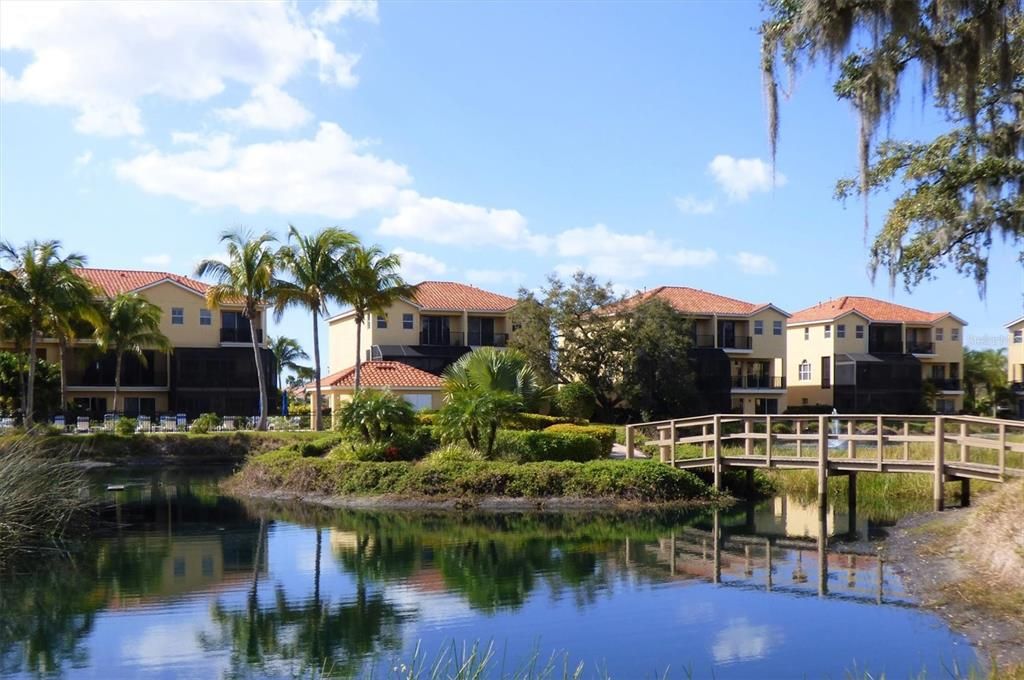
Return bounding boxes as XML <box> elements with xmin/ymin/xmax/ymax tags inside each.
<box><xmin>402</xmin><ymin>313</ymin><xmax>414</xmax><ymax>330</ymax></box>
<box><xmin>801</xmin><ymin>397</ymin><xmax>809</xmax><ymax>405</ymax></box>
<box><xmin>951</xmin><ymin>328</ymin><xmax>960</xmax><ymax>341</ymax></box>
<box><xmin>773</xmin><ymin>320</ymin><xmax>782</xmax><ymax>336</ymax></box>
<box><xmin>754</xmin><ymin>320</ymin><xmax>764</xmax><ymax>336</ymax></box>
<box><xmin>171</xmin><ymin>307</ymin><xmax>184</xmax><ymax>325</ymax></box>
<box><xmin>824</xmin><ymin>324</ymin><xmax>831</xmax><ymax>339</ymax></box>
<box><xmin>1015</xmin><ymin>330</ymin><xmax>1023</xmax><ymax>344</ymax></box>
<box><xmin>821</xmin><ymin>356</ymin><xmax>831</xmax><ymax>388</ymax></box>
<box><xmin>837</xmin><ymin>324</ymin><xmax>846</xmax><ymax>339</ymax></box>
<box><xmin>803</xmin><ymin>328</ymin><xmax>809</xmax><ymax>341</ymax></box>
<box><xmin>856</xmin><ymin>325</ymin><xmax>864</xmax><ymax>339</ymax></box>
<box><xmin>798</xmin><ymin>360</ymin><xmax>811</xmax><ymax>381</ymax></box>
<box><xmin>200</xmin><ymin>309</ymin><xmax>212</xmax><ymax>326</ymax></box>
<box><xmin>935</xmin><ymin>327</ymin><xmax>944</xmax><ymax>341</ymax></box>
<box><xmin>376</xmin><ymin>314</ymin><xmax>387</xmax><ymax>329</ymax></box>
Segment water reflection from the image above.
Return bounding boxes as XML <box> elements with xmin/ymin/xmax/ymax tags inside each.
<box><xmin>0</xmin><ymin>469</ymin><xmax>974</xmax><ymax>679</ymax></box>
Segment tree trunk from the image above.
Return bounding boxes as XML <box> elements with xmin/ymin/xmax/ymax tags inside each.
<box><xmin>250</xmin><ymin>316</ymin><xmax>268</xmax><ymax>430</ymax></box>
<box><xmin>312</xmin><ymin>312</ymin><xmax>322</xmax><ymax>431</ymax></box>
<box><xmin>25</xmin><ymin>330</ymin><xmax>37</xmax><ymax>427</ymax></box>
<box><xmin>58</xmin><ymin>336</ymin><xmax>68</xmax><ymax>414</ymax></box>
<box><xmin>354</xmin><ymin>316</ymin><xmax>363</xmax><ymax>391</ymax></box>
<box><xmin>113</xmin><ymin>351</ymin><xmax>123</xmax><ymax>414</ymax></box>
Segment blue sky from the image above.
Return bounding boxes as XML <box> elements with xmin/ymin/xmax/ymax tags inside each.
<box><xmin>1</xmin><ymin>0</ymin><xmax>1019</xmax><ymax>375</ymax></box>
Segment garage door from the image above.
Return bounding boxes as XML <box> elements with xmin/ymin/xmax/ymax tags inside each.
<box><xmin>403</xmin><ymin>394</ymin><xmax>433</xmax><ymax>411</ymax></box>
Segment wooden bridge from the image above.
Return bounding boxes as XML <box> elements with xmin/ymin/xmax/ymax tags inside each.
<box><xmin>624</xmin><ymin>413</ymin><xmax>1024</xmax><ymax>510</ymax></box>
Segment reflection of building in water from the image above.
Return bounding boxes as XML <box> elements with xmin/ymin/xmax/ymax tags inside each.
<box><xmin>751</xmin><ymin>495</ymin><xmax>869</xmax><ymax>538</ymax></box>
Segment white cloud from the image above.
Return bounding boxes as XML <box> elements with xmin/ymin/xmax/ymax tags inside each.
<box><xmin>712</xmin><ymin>618</ymin><xmax>783</xmax><ymax>664</ymax></box>
<box><xmin>73</xmin><ymin>150</ymin><xmax>93</xmax><ymax>167</ymax></box>
<box><xmin>730</xmin><ymin>251</ymin><xmax>778</xmax><ymax>275</ymax></box>
<box><xmin>0</xmin><ymin>1</ymin><xmax>366</xmax><ymax>136</ymax></box>
<box><xmin>312</xmin><ymin>0</ymin><xmax>379</xmax><ymax>26</ymax></box>
<box><xmin>393</xmin><ymin>247</ymin><xmax>447</xmax><ymax>282</ymax></box>
<box><xmin>674</xmin><ymin>195</ymin><xmax>715</xmax><ymax>215</ymax></box>
<box><xmin>708</xmin><ymin>155</ymin><xmax>786</xmax><ymax>201</ymax></box>
<box><xmin>116</xmin><ymin>122</ymin><xmax>411</xmax><ymax>218</ymax></box>
<box><xmin>379</xmin><ymin>191</ymin><xmax>550</xmax><ymax>254</ymax></box>
<box><xmin>141</xmin><ymin>253</ymin><xmax>172</xmax><ymax>267</ymax></box>
<box><xmin>215</xmin><ymin>84</ymin><xmax>312</xmax><ymax>130</ymax></box>
<box><xmin>464</xmin><ymin>268</ymin><xmax>523</xmax><ymax>286</ymax></box>
<box><xmin>554</xmin><ymin>223</ymin><xmax>717</xmax><ymax>280</ymax></box>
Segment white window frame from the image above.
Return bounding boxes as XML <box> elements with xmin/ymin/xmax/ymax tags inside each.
<box><xmin>803</xmin><ymin>328</ymin><xmax>809</xmax><ymax>341</ymax></box>
<box><xmin>402</xmin><ymin>313</ymin><xmax>414</xmax><ymax>330</ymax></box>
<box><xmin>773</xmin><ymin>320</ymin><xmax>782</xmax><ymax>336</ymax></box>
<box><xmin>824</xmin><ymin>324</ymin><xmax>832</xmax><ymax>339</ymax></box>
<box><xmin>951</xmin><ymin>327</ymin><xmax>960</xmax><ymax>341</ymax></box>
<box><xmin>754</xmin><ymin>320</ymin><xmax>764</xmax><ymax>336</ymax></box>
<box><xmin>936</xmin><ymin>327</ymin><xmax>944</xmax><ymax>341</ymax></box>
<box><xmin>798</xmin><ymin>360</ymin><xmax>812</xmax><ymax>382</ymax></box>
<box><xmin>199</xmin><ymin>309</ymin><xmax>212</xmax><ymax>326</ymax></box>
<box><xmin>855</xmin><ymin>325</ymin><xmax>864</xmax><ymax>339</ymax></box>
<box><xmin>171</xmin><ymin>307</ymin><xmax>184</xmax><ymax>325</ymax></box>
<box><xmin>1015</xmin><ymin>330</ymin><xmax>1023</xmax><ymax>344</ymax></box>
<box><xmin>837</xmin><ymin>324</ymin><xmax>845</xmax><ymax>339</ymax></box>
<box><xmin>377</xmin><ymin>314</ymin><xmax>388</xmax><ymax>329</ymax></box>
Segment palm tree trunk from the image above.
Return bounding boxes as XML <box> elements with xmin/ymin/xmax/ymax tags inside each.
<box><xmin>113</xmin><ymin>351</ymin><xmax>123</xmax><ymax>414</ymax></box>
<box><xmin>58</xmin><ymin>336</ymin><xmax>68</xmax><ymax>414</ymax></box>
<box><xmin>312</xmin><ymin>312</ymin><xmax>322</xmax><ymax>431</ymax></box>
<box><xmin>250</xmin><ymin>317</ymin><xmax>268</xmax><ymax>430</ymax></box>
<box><xmin>354</xmin><ymin>315</ymin><xmax>363</xmax><ymax>391</ymax></box>
<box><xmin>25</xmin><ymin>330</ymin><xmax>37</xmax><ymax>427</ymax></box>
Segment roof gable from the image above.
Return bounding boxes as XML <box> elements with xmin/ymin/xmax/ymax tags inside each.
<box><xmin>788</xmin><ymin>296</ymin><xmax>957</xmax><ymax>325</ymax></box>
<box><xmin>76</xmin><ymin>268</ymin><xmax>209</xmax><ymax>298</ymax></box>
<box><xmin>311</xmin><ymin>361</ymin><xmax>443</xmax><ymax>390</ymax></box>
<box><xmin>410</xmin><ymin>281</ymin><xmax>517</xmax><ymax>312</ymax></box>
<box><xmin>617</xmin><ymin>286</ymin><xmax>783</xmax><ymax>317</ymax></box>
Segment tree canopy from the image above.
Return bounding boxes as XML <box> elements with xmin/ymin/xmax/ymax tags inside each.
<box><xmin>761</xmin><ymin>0</ymin><xmax>1023</xmax><ymax>294</ymax></box>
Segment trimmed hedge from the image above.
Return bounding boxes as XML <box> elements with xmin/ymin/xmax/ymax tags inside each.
<box><xmin>503</xmin><ymin>413</ymin><xmax>578</xmax><ymax>431</ymax></box>
<box><xmin>230</xmin><ymin>449</ymin><xmax>712</xmax><ymax>502</ymax></box>
<box><xmin>543</xmin><ymin>423</ymin><xmax>615</xmax><ymax>456</ymax></box>
<box><xmin>492</xmin><ymin>429</ymin><xmax>604</xmax><ymax>463</ymax></box>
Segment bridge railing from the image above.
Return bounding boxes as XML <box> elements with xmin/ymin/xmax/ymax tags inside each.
<box><xmin>624</xmin><ymin>413</ymin><xmax>1024</xmax><ymax>492</ymax></box>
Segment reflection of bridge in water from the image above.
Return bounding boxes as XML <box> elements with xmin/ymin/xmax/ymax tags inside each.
<box><xmin>626</xmin><ymin>503</ymin><xmax>910</xmax><ymax>607</ymax></box>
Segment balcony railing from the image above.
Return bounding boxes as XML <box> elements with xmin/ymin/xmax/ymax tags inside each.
<box><xmin>419</xmin><ymin>330</ymin><xmax>464</xmax><ymax>346</ymax></box>
<box><xmin>928</xmin><ymin>378</ymin><xmax>962</xmax><ymax>391</ymax></box>
<box><xmin>731</xmin><ymin>375</ymin><xmax>785</xmax><ymax>389</ymax></box>
<box><xmin>907</xmin><ymin>340</ymin><xmax>936</xmax><ymax>354</ymax></box>
<box><xmin>693</xmin><ymin>335</ymin><xmax>753</xmax><ymax>350</ymax></box>
<box><xmin>467</xmin><ymin>332</ymin><xmax>508</xmax><ymax>347</ymax></box>
<box><xmin>221</xmin><ymin>328</ymin><xmax>263</xmax><ymax>344</ymax></box>
<box><xmin>1012</xmin><ymin>381</ymin><xmax>1024</xmax><ymax>393</ymax></box>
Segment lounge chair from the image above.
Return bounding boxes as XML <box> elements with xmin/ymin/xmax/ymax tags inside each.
<box><xmin>221</xmin><ymin>417</ymin><xmax>236</xmax><ymax>431</ymax></box>
<box><xmin>161</xmin><ymin>415</ymin><xmax>177</xmax><ymax>432</ymax></box>
<box><xmin>136</xmin><ymin>415</ymin><xmax>151</xmax><ymax>433</ymax></box>
<box><xmin>53</xmin><ymin>415</ymin><xmax>66</xmax><ymax>432</ymax></box>
<box><xmin>76</xmin><ymin>417</ymin><xmax>90</xmax><ymax>434</ymax></box>
<box><xmin>176</xmin><ymin>413</ymin><xmax>187</xmax><ymax>432</ymax></box>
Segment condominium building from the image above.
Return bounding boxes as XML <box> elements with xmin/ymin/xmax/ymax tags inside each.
<box><xmin>787</xmin><ymin>296</ymin><xmax>965</xmax><ymax>413</ymax></box>
<box><xmin>4</xmin><ymin>268</ymin><xmax>276</xmax><ymax>418</ymax></box>
<box><xmin>1007</xmin><ymin>316</ymin><xmax>1024</xmax><ymax>418</ymax></box>
<box><xmin>616</xmin><ymin>286</ymin><xmax>790</xmax><ymax>414</ymax></box>
<box><xmin>326</xmin><ymin>281</ymin><xmax>517</xmax><ymax>376</ymax></box>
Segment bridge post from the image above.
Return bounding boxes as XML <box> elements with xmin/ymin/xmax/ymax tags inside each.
<box><xmin>876</xmin><ymin>416</ymin><xmax>884</xmax><ymax>471</ymax></box>
<box><xmin>847</xmin><ymin>419</ymin><xmax>855</xmax><ymax>459</ymax></box>
<box><xmin>625</xmin><ymin>425</ymin><xmax>634</xmax><ymax>460</ymax></box>
<box><xmin>744</xmin><ymin>418</ymin><xmax>753</xmax><ymax>457</ymax></box>
<box><xmin>713</xmin><ymin>414</ymin><xmax>722</xmax><ymax>491</ymax></box>
<box><xmin>960</xmin><ymin>477</ymin><xmax>971</xmax><ymax>507</ymax></box>
<box><xmin>959</xmin><ymin>422</ymin><xmax>968</xmax><ymax>462</ymax></box>
<box><xmin>902</xmin><ymin>422</ymin><xmax>910</xmax><ymax>460</ymax></box>
<box><xmin>817</xmin><ymin>414</ymin><xmax>828</xmax><ymax>509</ymax></box>
<box><xmin>999</xmin><ymin>422</ymin><xmax>1007</xmax><ymax>478</ymax></box>
<box><xmin>765</xmin><ymin>415</ymin><xmax>773</xmax><ymax>465</ymax></box>
<box><xmin>669</xmin><ymin>420</ymin><xmax>677</xmax><ymax>466</ymax></box>
<box><xmin>933</xmin><ymin>415</ymin><xmax>945</xmax><ymax>512</ymax></box>
<box><xmin>659</xmin><ymin>426</ymin><xmax>669</xmax><ymax>463</ymax></box>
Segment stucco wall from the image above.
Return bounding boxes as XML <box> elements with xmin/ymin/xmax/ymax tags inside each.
<box><xmin>1009</xmin><ymin>320</ymin><xmax>1024</xmax><ymax>382</ymax></box>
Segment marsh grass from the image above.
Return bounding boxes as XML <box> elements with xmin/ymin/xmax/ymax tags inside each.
<box><xmin>0</xmin><ymin>434</ymin><xmax>90</xmax><ymax>562</ymax></box>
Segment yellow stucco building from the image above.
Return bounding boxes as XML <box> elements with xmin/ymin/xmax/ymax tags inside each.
<box><xmin>1007</xmin><ymin>316</ymin><xmax>1024</xmax><ymax>418</ymax></box>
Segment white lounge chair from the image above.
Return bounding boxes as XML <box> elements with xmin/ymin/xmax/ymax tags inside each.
<box><xmin>176</xmin><ymin>413</ymin><xmax>188</xmax><ymax>431</ymax></box>
<box><xmin>53</xmin><ymin>415</ymin><xmax>66</xmax><ymax>431</ymax></box>
<box><xmin>103</xmin><ymin>413</ymin><xmax>119</xmax><ymax>432</ymax></box>
<box><xmin>221</xmin><ymin>417</ymin><xmax>236</xmax><ymax>431</ymax></box>
<box><xmin>161</xmin><ymin>415</ymin><xmax>177</xmax><ymax>432</ymax></box>
<box><xmin>76</xmin><ymin>417</ymin><xmax>90</xmax><ymax>434</ymax></box>
<box><xmin>136</xmin><ymin>415</ymin><xmax>151</xmax><ymax>433</ymax></box>
<box><xmin>0</xmin><ymin>417</ymin><xmax>16</xmax><ymax>431</ymax></box>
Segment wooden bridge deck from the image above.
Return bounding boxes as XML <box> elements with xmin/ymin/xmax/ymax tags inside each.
<box><xmin>624</xmin><ymin>413</ymin><xmax>1024</xmax><ymax>510</ymax></box>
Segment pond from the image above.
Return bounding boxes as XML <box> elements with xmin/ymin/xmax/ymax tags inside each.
<box><xmin>0</xmin><ymin>467</ymin><xmax>977</xmax><ymax>679</ymax></box>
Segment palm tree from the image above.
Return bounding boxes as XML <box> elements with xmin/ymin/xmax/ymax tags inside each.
<box><xmin>268</xmin><ymin>336</ymin><xmax>309</xmax><ymax>392</ymax></box>
<box><xmin>963</xmin><ymin>348</ymin><xmax>1009</xmax><ymax>415</ymax></box>
<box><xmin>0</xmin><ymin>240</ymin><xmax>89</xmax><ymax>426</ymax></box>
<box><xmin>336</xmin><ymin>246</ymin><xmax>415</xmax><ymax>390</ymax></box>
<box><xmin>274</xmin><ymin>226</ymin><xmax>358</xmax><ymax>430</ymax></box>
<box><xmin>43</xmin><ymin>276</ymin><xmax>99</xmax><ymax>414</ymax></box>
<box><xmin>93</xmin><ymin>293</ymin><xmax>172</xmax><ymax>414</ymax></box>
<box><xmin>196</xmin><ymin>230</ymin><xmax>280</xmax><ymax>430</ymax></box>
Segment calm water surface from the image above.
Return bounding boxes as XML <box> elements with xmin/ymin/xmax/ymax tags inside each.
<box><xmin>0</xmin><ymin>468</ymin><xmax>976</xmax><ymax>679</ymax></box>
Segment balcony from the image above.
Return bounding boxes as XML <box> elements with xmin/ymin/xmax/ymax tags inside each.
<box><xmin>693</xmin><ymin>335</ymin><xmax>753</xmax><ymax>350</ymax></box>
<box><xmin>467</xmin><ymin>332</ymin><xmax>508</xmax><ymax>347</ymax></box>
<box><xmin>868</xmin><ymin>340</ymin><xmax>904</xmax><ymax>354</ymax></box>
<box><xmin>928</xmin><ymin>378</ymin><xmax>962</xmax><ymax>391</ymax></box>
<box><xmin>1012</xmin><ymin>381</ymin><xmax>1024</xmax><ymax>393</ymax></box>
<box><xmin>731</xmin><ymin>375</ymin><xmax>785</xmax><ymax>390</ymax></box>
<box><xmin>220</xmin><ymin>328</ymin><xmax>264</xmax><ymax>344</ymax></box>
<box><xmin>420</xmin><ymin>329</ymin><xmax>464</xmax><ymax>346</ymax></box>
<box><xmin>907</xmin><ymin>340</ymin><xmax>936</xmax><ymax>354</ymax></box>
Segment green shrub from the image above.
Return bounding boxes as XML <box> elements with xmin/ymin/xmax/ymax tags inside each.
<box><xmin>503</xmin><ymin>413</ymin><xmax>577</xmax><ymax>431</ymax></box>
<box><xmin>336</xmin><ymin>389</ymin><xmax>415</xmax><ymax>443</ymax></box>
<box><xmin>554</xmin><ymin>382</ymin><xmax>596</xmax><ymax>420</ymax></box>
<box><xmin>543</xmin><ymin>423</ymin><xmax>615</xmax><ymax>456</ymax></box>
<box><xmin>424</xmin><ymin>443</ymin><xmax>486</xmax><ymax>464</ymax></box>
<box><xmin>189</xmin><ymin>412</ymin><xmax>221</xmax><ymax>434</ymax></box>
<box><xmin>331</xmin><ymin>441</ymin><xmax>394</xmax><ymax>462</ymax></box>
<box><xmin>492</xmin><ymin>429</ymin><xmax>604</xmax><ymax>463</ymax></box>
<box><xmin>328</xmin><ymin>427</ymin><xmax>432</xmax><ymax>462</ymax></box>
<box><xmin>296</xmin><ymin>434</ymin><xmax>347</xmax><ymax>458</ymax></box>
<box><xmin>113</xmin><ymin>417</ymin><xmax>137</xmax><ymax>436</ymax></box>
<box><xmin>416</xmin><ymin>411</ymin><xmax>437</xmax><ymax>426</ymax></box>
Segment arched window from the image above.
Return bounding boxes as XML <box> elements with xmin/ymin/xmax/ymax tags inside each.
<box><xmin>798</xmin><ymin>360</ymin><xmax>812</xmax><ymax>381</ymax></box>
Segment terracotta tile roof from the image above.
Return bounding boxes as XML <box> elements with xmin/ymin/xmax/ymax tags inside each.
<box><xmin>616</xmin><ymin>286</ymin><xmax>775</xmax><ymax>316</ymax></box>
<box><xmin>76</xmin><ymin>268</ymin><xmax>209</xmax><ymax>297</ymax></box>
<box><xmin>308</xmin><ymin>361</ymin><xmax>442</xmax><ymax>390</ymax></box>
<box><xmin>411</xmin><ymin>281</ymin><xmax>517</xmax><ymax>312</ymax></box>
<box><xmin>789</xmin><ymin>296</ymin><xmax>950</xmax><ymax>324</ymax></box>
